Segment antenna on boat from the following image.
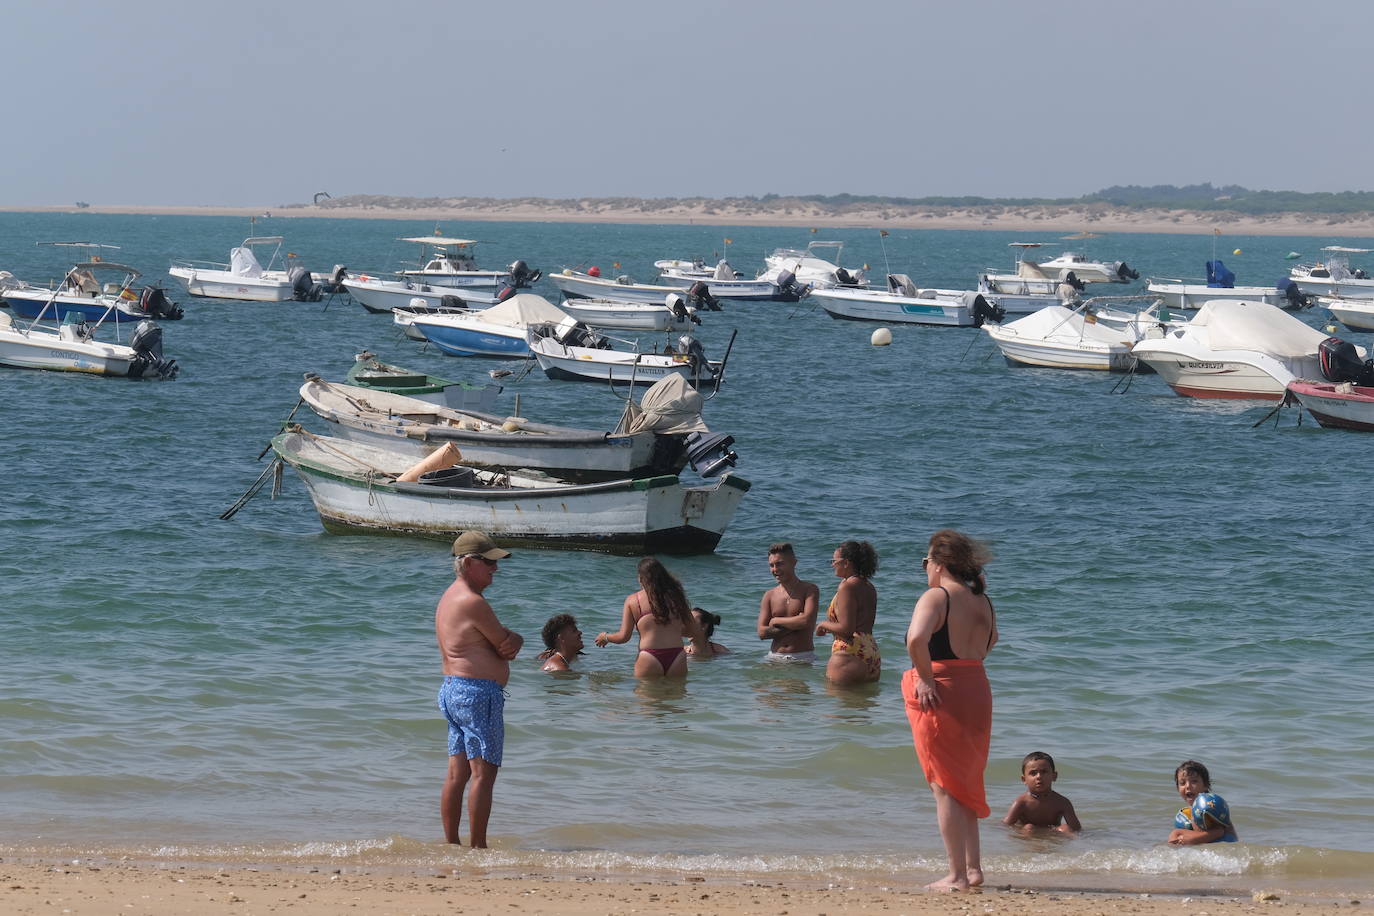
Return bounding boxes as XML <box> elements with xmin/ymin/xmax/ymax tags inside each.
<box><xmin>878</xmin><ymin>229</ymin><xmax>891</xmax><ymax>277</ymax></box>
<box><xmin>704</xmin><ymin>329</ymin><xmax>738</xmax><ymax>401</ymax></box>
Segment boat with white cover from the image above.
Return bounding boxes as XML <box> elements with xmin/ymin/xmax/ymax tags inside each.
<box><xmin>410</xmin><ymin>293</ymin><xmax>568</xmax><ymax>358</ymax></box>
<box><xmin>1289</xmin><ymin>247</ymin><xmax>1374</xmax><ymax>299</ymax></box>
<box><xmin>556</xmin><ymin>295</ymin><xmax>698</xmax><ymax>331</ymax></box>
<box><xmin>1146</xmin><ymin>260</ymin><xmax>1305</xmax><ymax>310</ymax></box>
<box><xmin>298</xmin><ymin>374</ymin><xmax>708</xmax><ymax>480</ymax></box>
<box><xmin>983</xmin><ymin>302</ymin><xmax>1170</xmax><ymax>371</ymax></box>
<box><xmin>757</xmin><ymin>241</ymin><xmax>866</xmax><ymax>290</ymax></box>
<box><xmin>1131</xmin><ymin>299</ymin><xmax>1360</xmax><ymax>400</ymax></box>
<box><xmin>808</xmin><ymin>274</ymin><xmax>1004</xmax><ymax>327</ymax></box>
<box><xmin>169</xmin><ymin>237</ymin><xmax>307</xmax><ymax>301</ymax></box>
<box><xmin>528</xmin><ymin>319</ymin><xmax>730</xmax><ymax>387</ymax></box>
<box><xmin>270</xmin><ymin>427</ymin><xmax>751</xmax><ymax>554</ymax></box>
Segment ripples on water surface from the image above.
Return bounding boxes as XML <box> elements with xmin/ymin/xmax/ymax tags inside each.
<box><xmin>1</xmin><ymin>213</ymin><xmax>1371</xmax><ymax>887</ymax></box>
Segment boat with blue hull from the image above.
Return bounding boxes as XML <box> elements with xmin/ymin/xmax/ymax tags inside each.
<box><xmin>2</xmin><ymin>260</ymin><xmax>184</xmax><ymax>324</ymax></box>
<box><xmin>410</xmin><ymin>293</ymin><xmax>567</xmax><ymax>358</ymax></box>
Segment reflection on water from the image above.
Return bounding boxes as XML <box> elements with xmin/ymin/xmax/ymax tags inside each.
<box><xmin>824</xmin><ymin>678</ymin><xmax>883</xmax><ymax>717</ymax></box>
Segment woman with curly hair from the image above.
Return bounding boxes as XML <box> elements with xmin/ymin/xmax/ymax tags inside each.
<box><xmin>903</xmin><ymin>529</ymin><xmax>998</xmax><ymax>891</ymax></box>
<box><xmin>595</xmin><ymin>557</ymin><xmax>709</xmax><ymax>677</ymax></box>
<box><xmin>815</xmin><ymin>539</ymin><xmax>881</xmax><ymax>685</ymax></box>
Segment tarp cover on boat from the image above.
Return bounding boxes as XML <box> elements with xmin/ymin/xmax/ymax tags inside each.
<box><xmin>474</xmin><ymin>293</ymin><xmax>568</xmax><ymax>328</ymax></box>
<box><xmin>1017</xmin><ymin>260</ymin><xmax>1050</xmax><ymax>279</ymax></box>
<box><xmin>230</xmin><ymin>247</ymin><xmax>265</xmax><ymax>278</ymax></box>
<box><xmin>1193</xmin><ymin>300</ymin><xmax>1343</xmax><ymax>359</ymax></box>
<box><xmin>614</xmin><ymin>374</ymin><xmax>708</xmax><ymax>436</ymax></box>
<box><xmin>713</xmin><ymin>260</ymin><xmax>734</xmax><ymax>280</ymax></box>
<box><xmin>1206</xmin><ymin>260</ymin><xmax>1235</xmax><ymax>288</ymax></box>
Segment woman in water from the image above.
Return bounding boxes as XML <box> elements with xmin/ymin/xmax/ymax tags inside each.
<box><xmin>685</xmin><ymin>608</ymin><xmax>731</xmax><ymax>657</ymax></box>
<box><xmin>595</xmin><ymin>558</ymin><xmax>709</xmax><ymax>678</ymax></box>
<box><xmin>903</xmin><ymin>529</ymin><xmax>998</xmax><ymax>891</ymax></box>
<box><xmin>815</xmin><ymin>540</ymin><xmax>880</xmax><ymax>685</ymax></box>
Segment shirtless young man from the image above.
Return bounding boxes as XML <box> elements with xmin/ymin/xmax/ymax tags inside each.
<box><xmin>756</xmin><ymin>542</ymin><xmax>820</xmax><ymax>663</ymax></box>
<box><xmin>435</xmin><ymin>531</ymin><xmax>523</xmax><ymax>848</ymax></box>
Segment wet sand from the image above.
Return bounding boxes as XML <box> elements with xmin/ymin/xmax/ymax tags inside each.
<box><xmin>9</xmin><ymin>202</ymin><xmax>1374</xmax><ymax>237</ymax></box>
<box><xmin>2</xmin><ymin>859</ymin><xmax>1359</xmax><ymax>916</ymax></box>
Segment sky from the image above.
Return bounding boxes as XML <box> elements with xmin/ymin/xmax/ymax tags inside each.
<box><xmin>7</xmin><ymin>0</ymin><xmax>1373</xmax><ymax>206</ymax></box>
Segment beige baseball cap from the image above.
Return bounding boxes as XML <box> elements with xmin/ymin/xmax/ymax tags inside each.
<box><xmin>450</xmin><ymin>530</ymin><xmax>512</xmax><ymax>559</ymax></box>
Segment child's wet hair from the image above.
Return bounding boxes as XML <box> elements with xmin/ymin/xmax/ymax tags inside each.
<box><xmin>1175</xmin><ymin>759</ymin><xmax>1212</xmax><ymax>790</ymax></box>
<box><xmin>1021</xmin><ymin>751</ymin><xmax>1056</xmax><ymax>773</ymax></box>
<box><xmin>541</xmin><ymin>613</ymin><xmax>577</xmax><ymax>650</ymax></box>
<box><xmin>692</xmin><ymin>607</ymin><xmax>721</xmax><ymax>638</ymax></box>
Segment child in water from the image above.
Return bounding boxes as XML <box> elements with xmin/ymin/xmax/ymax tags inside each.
<box><xmin>1168</xmin><ymin>759</ymin><xmax>1238</xmax><ymax>844</ymax></box>
<box><xmin>1003</xmin><ymin>751</ymin><xmax>1081</xmax><ymax>834</ymax></box>
<box><xmin>685</xmin><ymin>608</ymin><xmax>730</xmax><ymax>657</ymax></box>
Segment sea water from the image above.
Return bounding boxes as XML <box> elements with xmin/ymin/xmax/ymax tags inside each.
<box><xmin>1</xmin><ymin>212</ymin><xmax>1371</xmax><ymax>891</ymax></box>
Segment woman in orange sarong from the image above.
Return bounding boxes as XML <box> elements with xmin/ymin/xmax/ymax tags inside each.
<box><xmin>903</xmin><ymin>529</ymin><xmax>998</xmax><ymax>892</ymax></box>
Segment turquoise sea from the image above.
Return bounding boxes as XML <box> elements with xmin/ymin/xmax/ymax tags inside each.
<box><xmin>1</xmin><ymin>212</ymin><xmax>1371</xmax><ymax>894</ymax></box>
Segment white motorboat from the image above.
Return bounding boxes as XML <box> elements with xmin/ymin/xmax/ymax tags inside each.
<box><xmin>656</xmin><ymin>258</ymin><xmax>779</xmax><ymax>300</ymax></box>
<box><xmin>1146</xmin><ymin>260</ymin><xmax>1304</xmax><ymax>310</ymax></box>
<box><xmin>1033</xmin><ymin>250</ymin><xmax>1139</xmax><ymax>284</ymax></box>
<box><xmin>808</xmin><ymin>274</ymin><xmax>1004</xmax><ymax>327</ymax></box>
<box><xmin>392</xmin><ymin>235</ymin><xmax>511</xmax><ymax>295</ymax></box>
<box><xmin>3</xmin><ymin>252</ymin><xmax>185</xmax><ymax>325</ymax></box>
<box><xmin>410</xmin><ymin>293</ymin><xmax>569</xmax><ymax>358</ymax></box>
<box><xmin>342</xmin><ymin>274</ymin><xmax>499</xmax><ymax>313</ymax></box>
<box><xmin>270</xmin><ymin>428</ymin><xmax>751</xmax><ymax>555</ymax></box>
<box><xmin>169</xmin><ymin>237</ymin><xmax>324</xmax><ymax>301</ymax></box>
<box><xmin>391</xmin><ymin>299</ymin><xmax>473</xmax><ymax>340</ymax></box>
<box><xmin>298</xmin><ymin>374</ymin><xmax>711</xmax><ymax>480</ymax></box>
<box><xmin>549</xmin><ymin>268</ymin><xmax>693</xmax><ymax>303</ymax></box>
<box><xmin>557</xmin><ymin>295</ymin><xmax>698</xmax><ymax>331</ymax></box>
<box><xmin>757</xmin><ymin>240</ymin><xmax>866</xmax><ymax>291</ymax></box>
<box><xmin>983</xmin><ymin>303</ymin><xmax>1170</xmax><ymax>371</ymax></box>
<box><xmin>1290</xmin><ymin>247</ymin><xmax>1374</xmax><ymax>299</ymax></box>
<box><xmin>1131</xmin><ymin>299</ymin><xmax>1357</xmax><ymax>400</ymax></box>
<box><xmin>528</xmin><ymin>319</ymin><xmax>730</xmax><ymax>388</ymax></box>
<box><xmin>1321</xmin><ymin>296</ymin><xmax>1374</xmax><ymax>331</ymax></box>
<box><xmin>0</xmin><ymin>307</ymin><xmax>177</xmax><ymax>378</ymax></box>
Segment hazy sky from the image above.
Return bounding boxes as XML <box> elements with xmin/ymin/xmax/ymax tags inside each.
<box><xmin>8</xmin><ymin>0</ymin><xmax>1372</xmax><ymax>206</ymax></box>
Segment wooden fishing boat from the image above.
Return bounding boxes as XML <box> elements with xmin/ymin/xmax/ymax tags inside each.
<box><xmin>344</xmin><ymin>352</ymin><xmax>500</xmax><ymax>413</ymax></box>
<box><xmin>270</xmin><ymin>429</ymin><xmax>751</xmax><ymax>555</ymax></box>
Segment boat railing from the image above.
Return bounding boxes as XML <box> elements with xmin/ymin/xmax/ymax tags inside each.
<box><xmin>171</xmin><ymin>257</ymin><xmax>232</xmax><ymax>271</ymax></box>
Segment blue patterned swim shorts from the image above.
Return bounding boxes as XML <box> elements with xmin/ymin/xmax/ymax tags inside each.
<box><xmin>437</xmin><ymin>676</ymin><xmax>505</xmax><ymax>766</ymax></box>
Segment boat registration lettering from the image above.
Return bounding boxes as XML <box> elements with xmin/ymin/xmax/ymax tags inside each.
<box><xmin>1182</xmin><ymin>361</ymin><xmax>1225</xmax><ymax>370</ymax></box>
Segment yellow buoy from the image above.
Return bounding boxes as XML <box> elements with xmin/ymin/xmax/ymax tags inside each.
<box><xmin>871</xmin><ymin>327</ymin><xmax>893</xmax><ymax>347</ymax></box>
<box><xmin>1233</xmin><ymin>248</ymin><xmax>1242</xmax><ymax>255</ymax></box>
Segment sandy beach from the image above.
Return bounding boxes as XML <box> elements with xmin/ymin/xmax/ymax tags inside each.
<box><xmin>10</xmin><ymin>200</ymin><xmax>1374</xmax><ymax>237</ymax></box>
<box><xmin>2</xmin><ymin>858</ymin><xmax>1360</xmax><ymax>916</ymax></box>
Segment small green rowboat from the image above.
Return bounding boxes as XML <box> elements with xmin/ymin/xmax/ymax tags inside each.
<box><xmin>345</xmin><ymin>352</ymin><xmax>501</xmax><ymax>413</ymax></box>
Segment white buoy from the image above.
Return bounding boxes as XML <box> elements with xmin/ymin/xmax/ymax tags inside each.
<box><xmin>871</xmin><ymin>327</ymin><xmax>893</xmax><ymax>347</ymax></box>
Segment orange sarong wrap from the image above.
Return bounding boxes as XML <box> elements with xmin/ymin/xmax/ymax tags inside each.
<box><xmin>901</xmin><ymin>660</ymin><xmax>992</xmax><ymax>818</ymax></box>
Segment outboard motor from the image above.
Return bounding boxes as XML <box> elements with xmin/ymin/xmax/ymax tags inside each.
<box><xmin>139</xmin><ymin>286</ymin><xmax>184</xmax><ymax>320</ymax></box>
<box><xmin>1116</xmin><ymin>261</ymin><xmax>1140</xmax><ymax>281</ymax></box>
<box><xmin>1278</xmin><ymin>279</ymin><xmax>1313</xmax><ymax>310</ymax></box>
<box><xmin>1062</xmin><ymin>271</ymin><xmax>1086</xmax><ymax>292</ymax></box>
<box><xmin>507</xmin><ymin>259</ymin><xmax>542</xmax><ymax>291</ymax></box>
<box><xmin>289</xmin><ymin>265</ymin><xmax>324</xmax><ymax>301</ymax></box>
<box><xmin>666</xmin><ymin>293</ymin><xmax>700</xmax><ymax>325</ymax></box>
<box><xmin>440</xmin><ymin>294</ymin><xmax>467</xmax><ymax>310</ymax></box>
<box><xmin>686</xmin><ymin>280</ymin><xmax>721</xmax><ymax>311</ymax></box>
<box><xmin>324</xmin><ymin>264</ymin><xmax>348</xmax><ymax>293</ymax></box>
<box><xmin>683</xmin><ymin>431</ymin><xmax>738</xmax><ymax>477</ymax></box>
<box><xmin>774</xmin><ymin>269</ymin><xmax>808</xmax><ymax>302</ymax></box>
<box><xmin>969</xmin><ymin>293</ymin><xmax>1005</xmax><ymax>327</ymax></box>
<box><xmin>834</xmin><ymin>267</ymin><xmax>857</xmax><ymax>287</ymax></box>
<box><xmin>678</xmin><ymin>334</ymin><xmax>709</xmax><ymax>375</ymax></box>
<box><xmin>1317</xmin><ymin>336</ymin><xmax>1374</xmax><ymax>386</ymax></box>
<box><xmin>127</xmin><ymin>319</ymin><xmax>178</xmax><ymax>380</ymax></box>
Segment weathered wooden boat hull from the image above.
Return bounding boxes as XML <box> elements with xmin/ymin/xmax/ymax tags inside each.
<box><xmin>271</xmin><ymin>431</ymin><xmax>750</xmax><ymax>555</ymax></box>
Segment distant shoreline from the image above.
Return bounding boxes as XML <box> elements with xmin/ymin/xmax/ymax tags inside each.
<box><xmin>8</xmin><ymin>202</ymin><xmax>1374</xmax><ymax>238</ymax></box>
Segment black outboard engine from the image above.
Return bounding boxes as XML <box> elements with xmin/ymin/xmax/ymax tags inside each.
<box><xmin>1317</xmin><ymin>336</ymin><xmax>1374</xmax><ymax>386</ymax></box>
<box><xmin>1116</xmin><ymin>262</ymin><xmax>1140</xmax><ymax>281</ymax></box>
<box><xmin>1278</xmin><ymin>279</ymin><xmax>1313</xmax><ymax>310</ymax></box>
<box><xmin>139</xmin><ymin>286</ymin><xmax>184</xmax><ymax>320</ymax></box>
<box><xmin>679</xmin><ymin>334</ymin><xmax>709</xmax><ymax>374</ymax></box>
<box><xmin>686</xmin><ymin>280</ymin><xmax>721</xmax><ymax>311</ymax></box>
<box><xmin>440</xmin><ymin>294</ymin><xmax>467</xmax><ymax>310</ymax></box>
<box><xmin>289</xmin><ymin>265</ymin><xmax>324</xmax><ymax>301</ymax></box>
<box><xmin>497</xmin><ymin>259</ymin><xmax>542</xmax><ymax>301</ymax></box>
<box><xmin>774</xmin><ymin>269</ymin><xmax>808</xmax><ymax>302</ymax></box>
<box><xmin>668</xmin><ymin>294</ymin><xmax>701</xmax><ymax>325</ymax></box>
<box><xmin>970</xmin><ymin>294</ymin><xmax>1005</xmax><ymax>328</ymax></box>
<box><xmin>683</xmin><ymin>431</ymin><xmax>738</xmax><ymax>477</ymax></box>
<box><xmin>1062</xmin><ymin>271</ymin><xmax>1086</xmax><ymax>292</ymax></box>
<box><xmin>324</xmin><ymin>264</ymin><xmax>348</xmax><ymax>293</ymax></box>
<box><xmin>127</xmin><ymin>319</ymin><xmax>179</xmax><ymax>380</ymax></box>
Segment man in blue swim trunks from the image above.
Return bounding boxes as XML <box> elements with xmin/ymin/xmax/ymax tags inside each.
<box><xmin>435</xmin><ymin>530</ymin><xmax>522</xmax><ymax>847</ymax></box>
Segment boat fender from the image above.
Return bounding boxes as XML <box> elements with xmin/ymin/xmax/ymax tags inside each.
<box><xmin>501</xmin><ymin>417</ymin><xmax>527</xmax><ymax>432</ymax></box>
<box><xmin>397</xmin><ymin>443</ymin><xmax>463</xmax><ymax>482</ymax></box>
<box><xmin>871</xmin><ymin>327</ymin><xmax>892</xmax><ymax>347</ymax></box>
<box><xmin>409</xmin><ymin>297</ymin><xmax>428</xmax><ymax>309</ymax></box>
<box><xmin>587</xmin><ymin>266</ymin><xmax>601</xmax><ymax>278</ymax></box>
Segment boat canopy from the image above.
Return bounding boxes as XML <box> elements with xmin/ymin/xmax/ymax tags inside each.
<box><xmin>1193</xmin><ymin>300</ymin><xmax>1343</xmax><ymax>360</ymax></box>
<box><xmin>400</xmin><ymin>236</ymin><xmax>476</xmax><ymax>247</ymax></box>
<box><xmin>473</xmin><ymin>293</ymin><xmax>567</xmax><ymax>329</ymax></box>
<box><xmin>614</xmin><ymin>374</ymin><xmax>708</xmax><ymax>436</ymax></box>
<box><xmin>69</xmin><ymin>261</ymin><xmax>140</xmax><ymax>275</ymax></box>
<box><xmin>242</xmin><ymin>237</ymin><xmax>285</xmax><ymax>246</ymax></box>
<box><xmin>1205</xmin><ymin>260</ymin><xmax>1236</xmax><ymax>288</ymax></box>
<box><xmin>230</xmin><ymin>246</ymin><xmax>266</xmax><ymax>278</ymax></box>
